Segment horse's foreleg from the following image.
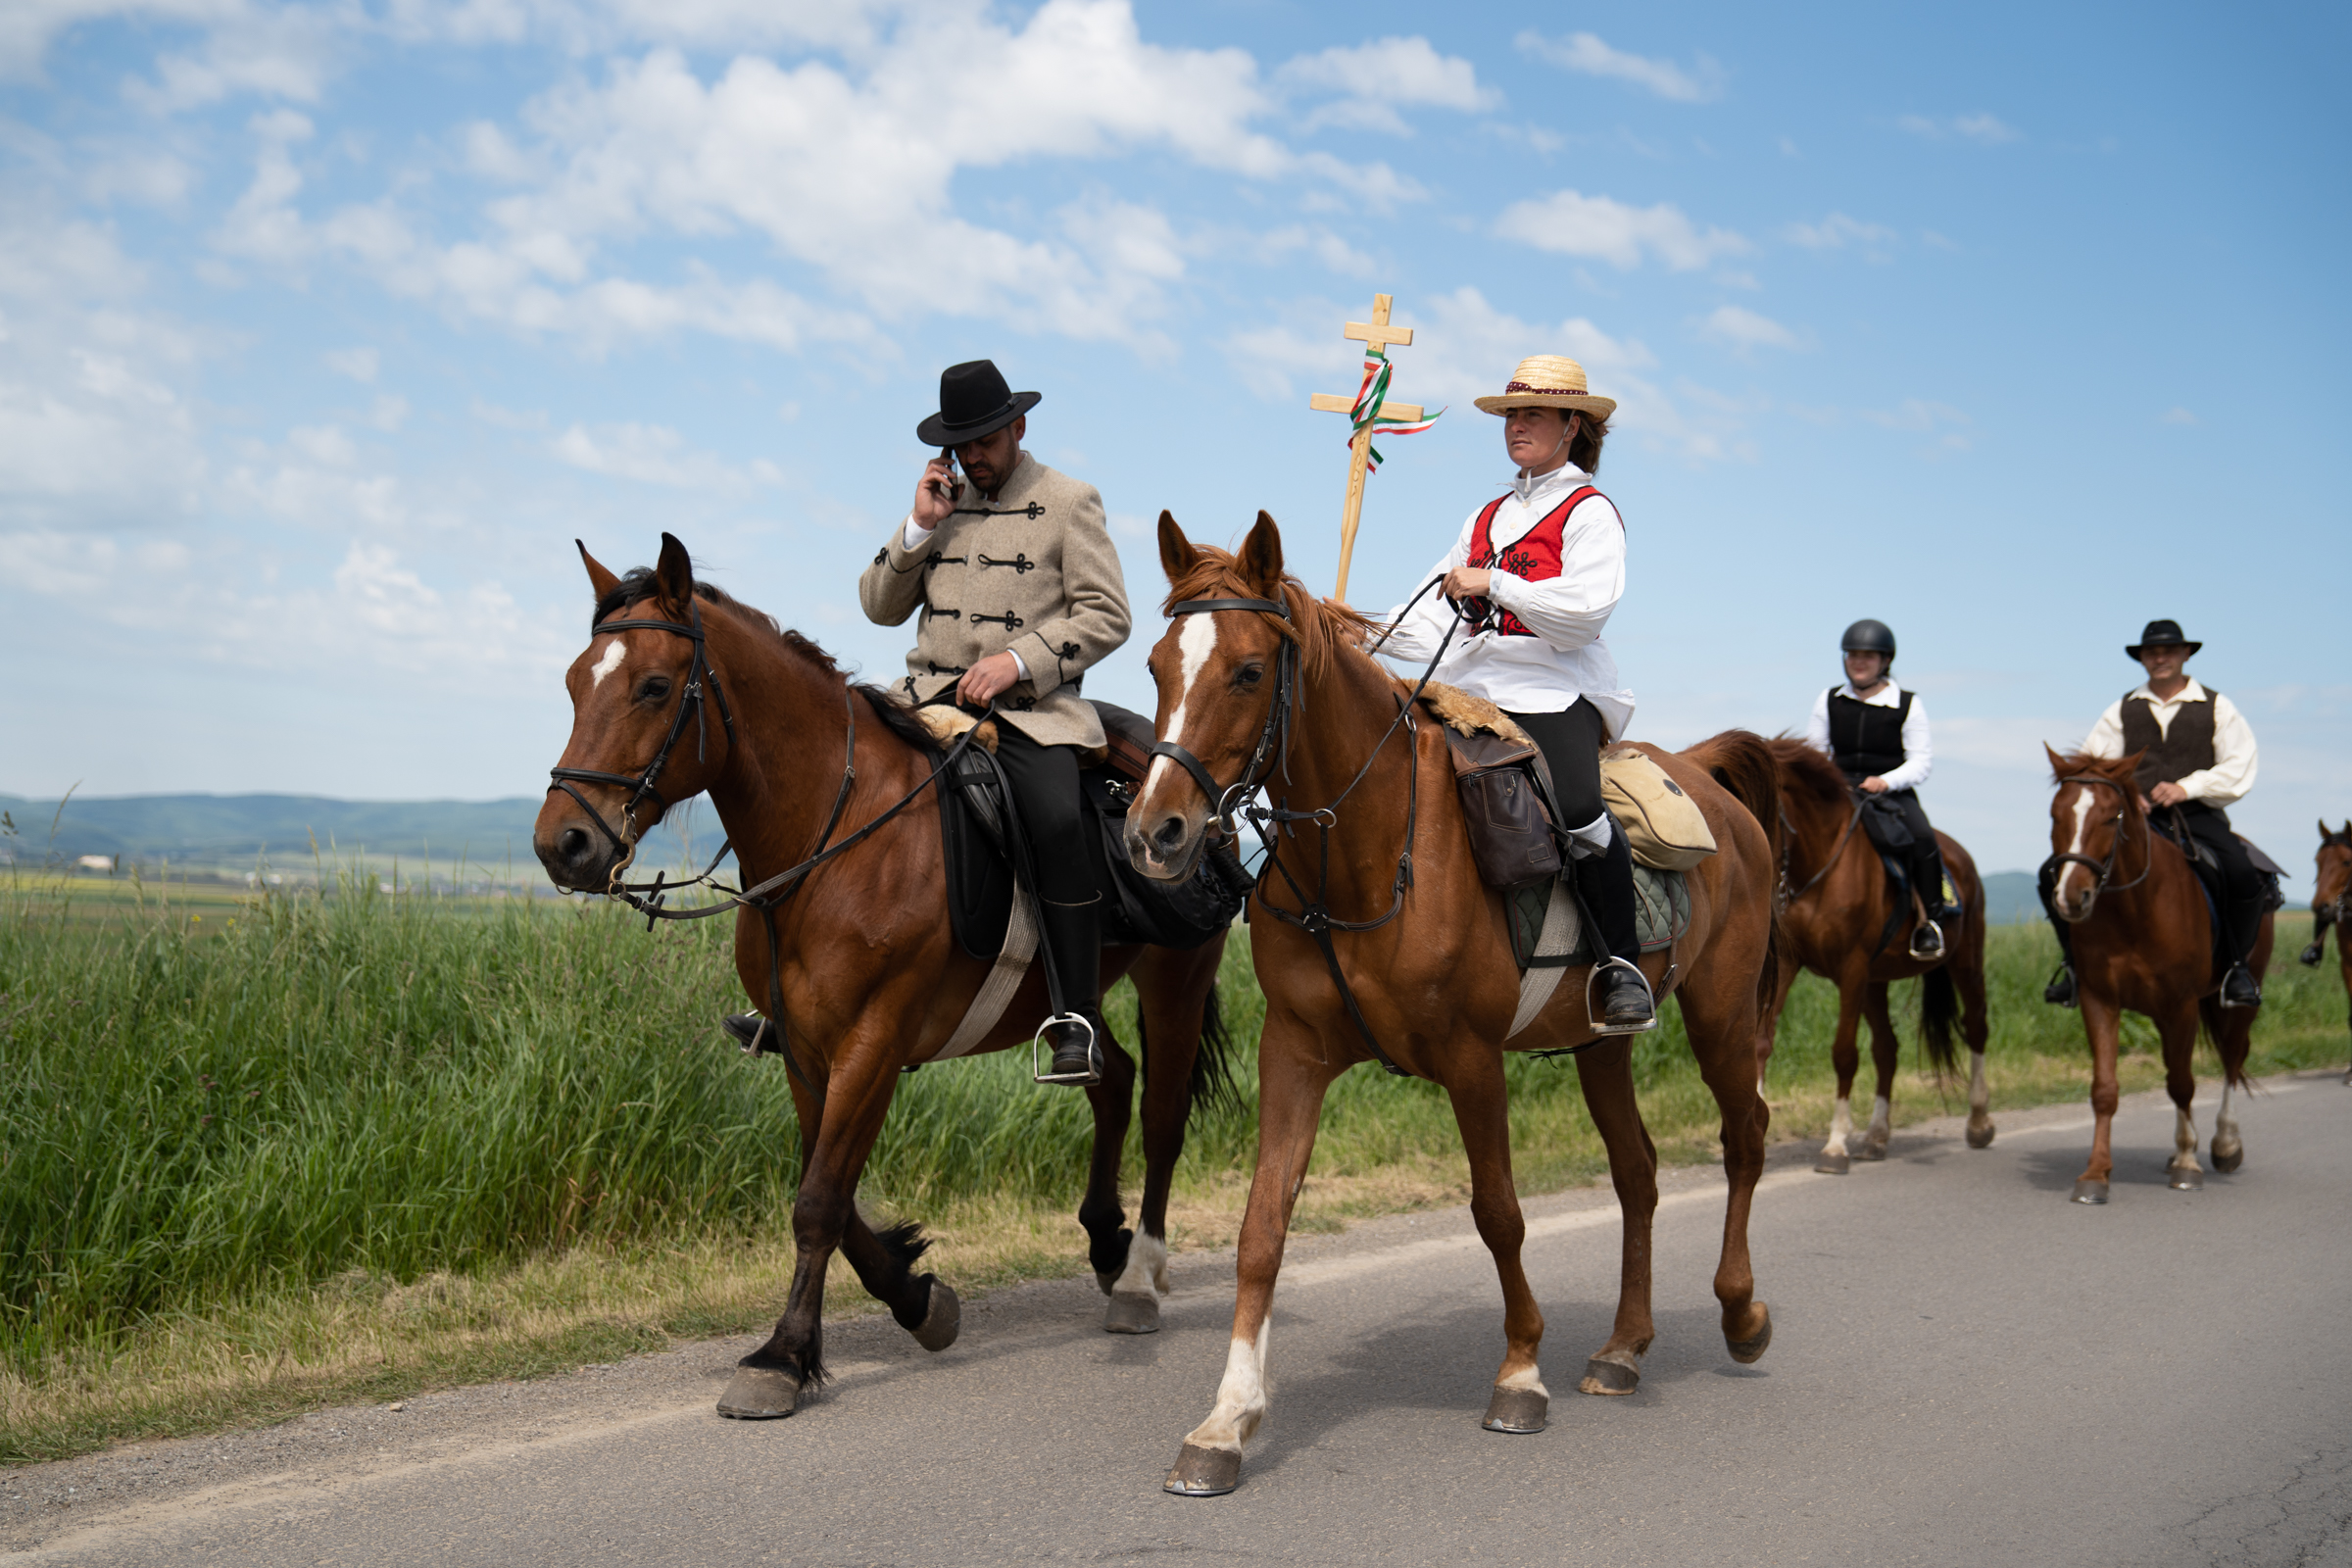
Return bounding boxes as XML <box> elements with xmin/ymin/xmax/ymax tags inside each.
<box><xmin>1959</xmin><ymin>934</ymin><xmax>1995</xmax><ymax>1149</ymax></box>
<box><xmin>1572</xmin><ymin>1036</ymin><xmax>1658</xmax><ymax>1396</ymax></box>
<box><xmin>1431</xmin><ymin>1042</ymin><xmax>1546</xmax><ymax>1434</ymax></box>
<box><xmin>1857</xmin><ymin>981</ymin><xmax>1900</xmax><ymax>1160</ymax></box>
<box><xmin>2074</xmin><ymin>991</ymin><xmax>2124</xmax><ymax>1203</ymax></box>
<box><xmin>1112</xmin><ymin>941</ymin><xmax>1224</xmax><ymax>1335</ymax></box>
<box><xmin>1816</xmin><ymin>975</ymin><xmax>1866</xmax><ymax>1174</ymax></box>
<box><xmin>1165</xmin><ymin>1019</ymin><xmax>1342</xmax><ymax>1497</ymax></box>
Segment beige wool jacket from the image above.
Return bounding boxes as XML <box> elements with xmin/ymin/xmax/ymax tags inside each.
<box><xmin>858</xmin><ymin>452</ymin><xmax>1132</xmax><ymax>750</ymax></box>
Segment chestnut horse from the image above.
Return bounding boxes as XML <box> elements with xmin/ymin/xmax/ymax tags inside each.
<box><xmin>533</xmin><ymin>535</ymin><xmax>1233</xmax><ymax>1419</ymax></box>
<box><xmin>2298</xmin><ymin>820</ymin><xmax>2352</xmax><ymax>1082</ymax></box>
<box><xmin>2041</xmin><ymin>747</ymin><xmax>2272</xmax><ymax>1202</ymax></box>
<box><xmin>1757</xmin><ymin>740</ymin><xmax>1993</xmax><ymax>1171</ymax></box>
<box><xmin>1127</xmin><ymin>514</ymin><xmax>1783</xmax><ymax>1498</ymax></box>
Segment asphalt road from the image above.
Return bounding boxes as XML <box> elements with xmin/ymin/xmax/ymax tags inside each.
<box><xmin>7</xmin><ymin>1072</ymin><xmax>2350</xmax><ymax>1567</ymax></box>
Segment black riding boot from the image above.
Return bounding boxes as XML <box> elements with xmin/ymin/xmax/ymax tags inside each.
<box><xmin>1035</xmin><ymin>894</ymin><xmax>1106</xmax><ymax>1085</ymax></box>
<box><xmin>2036</xmin><ymin>874</ymin><xmax>2078</xmax><ymax>1007</ymax></box>
<box><xmin>1572</xmin><ymin>825</ymin><xmax>1655</xmax><ymax>1033</ymax></box>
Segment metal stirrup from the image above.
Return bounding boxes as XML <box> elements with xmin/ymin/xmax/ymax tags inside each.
<box><xmin>1586</xmin><ymin>956</ymin><xmax>1658</xmax><ymax>1036</ymax></box>
<box><xmin>1032</xmin><ymin>1013</ymin><xmax>1100</xmax><ymax>1084</ymax></box>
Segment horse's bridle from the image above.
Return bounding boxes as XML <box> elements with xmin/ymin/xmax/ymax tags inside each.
<box><xmin>1148</xmin><ymin>596</ymin><xmax>1298</xmax><ymax>833</ymax></box>
<box><xmin>548</xmin><ymin>598</ymin><xmax>738</xmax><ymax>880</ymax></box>
<box><xmin>2038</xmin><ymin>773</ymin><xmax>2153</xmax><ymax>916</ymax></box>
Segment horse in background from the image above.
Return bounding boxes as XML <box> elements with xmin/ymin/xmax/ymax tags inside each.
<box><xmin>534</xmin><ymin>535</ymin><xmax>1234</xmax><ymax>1421</ymax></box>
<box><xmin>1127</xmin><ymin>512</ymin><xmax>1784</xmax><ymax>1498</ymax></box>
<box><xmin>1757</xmin><ymin>740</ymin><xmax>1993</xmax><ymax>1171</ymax></box>
<box><xmin>2298</xmin><ymin>820</ymin><xmax>2352</xmax><ymax>1082</ymax></box>
<box><xmin>2041</xmin><ymin>747</ymin><xmax>2271</xmax><ymax>1203</ymax></box>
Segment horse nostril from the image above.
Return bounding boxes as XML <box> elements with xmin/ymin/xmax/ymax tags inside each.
<box><xmin>1152</xmin><ymin>815</ymin><xmax>1187</xmax><ymax>852</ymax></box>
<box><xmin>559</xmin><ymin>827</ymin><xmax>590</xmax><ymax>862</ymax></box>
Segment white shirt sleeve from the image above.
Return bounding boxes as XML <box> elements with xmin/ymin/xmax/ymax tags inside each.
<box><xmin>1482</xmin><ymin>493</ymin><xmax>1624</xmax><ymax>654</ymax></box>
<box><xmin>2180</xmin><ymin>694</ymin><xmax>2257</xmax><ymax>807</ymax></box>
<box><xmin>1804</xmin><ymin>687</ymin><xmax>1834</xmax><ymax>757</ymax></box>
<box><xmin>2081</xmin><ymin>700</ymin><xmax>2128</xmax><ymax>760</ymax></box>
<box><xmin>1370</xmin><ymin>516</ymin><xmax>1473</xmax><ymax>665</ymax></box>
<box><xmin>1881</xmin><ymin>693</ymin><xmax>1933</xmax><ymax>791</ymax></box>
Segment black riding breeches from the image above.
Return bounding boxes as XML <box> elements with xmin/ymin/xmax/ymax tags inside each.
<box><xmin>2177</xmin><ymin>802</ymin><xmax>2264</xmax><ymax>964</ymax></box>
<box><xmin>1856</xmin><ymin>783</ymin><xmax>1950</xmax><ymax>915</ymax></box>
<box><xmin>1503</xmin><ymin>699</ymin><xmax>1608</xmax><ymax>833</ymax></box>
<box><xmin>991</xmin><ymin>724</ymin><xmax>1098</xmax><ymax>904</ymax></box>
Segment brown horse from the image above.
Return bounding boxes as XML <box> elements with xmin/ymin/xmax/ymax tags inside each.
<box><xmin>1126</xmin><ymin>513</ymin><xmax>1783</xmax><ymax>1497</ymax></box>
<box><xmin>533</xmin><ymin>535</ymin><xmax>1233</xmax><ymax>1418</ymax></box>
<box><xmin>2298</xmin><ymin>820</ymin><xmax>2352</xmax><ymax>1082</ymax></box>
<box><xmin>1757</xmin><ymin>740</ymin><xmax>1993</xmax><ymax>1171</ymax></box>
<box><xmin>2041</xmin><ymin>747</ymin><xmax>2272</xmax><ymax>1202</ymax></box>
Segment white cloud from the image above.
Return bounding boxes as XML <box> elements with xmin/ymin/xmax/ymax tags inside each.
<box><xmin>1495</xmin><ymin>188</ymin><xmax>1748</xmax><ymax>271</ymax></box>
<box><xmin>550</xmin><ymin>421</ymin><xmax>783</xmax><ymax>492</ymax></box>
<box><xmin>324</xmin><ymin>345</ymin><xmax>378</xmax><ymax>382</ymax></box>
<box><xmin>1697</xmin><ymin>305</ymin><xmax>1801</xmax><ymax>352</ymax></box>
<box><xmin>1277</xmin><ymin>35</ymin><xmax>1497</xmax><ymax>134</ymax></box>
<box><xmin>2161</xmin><ymin>407</ymin><xmax>2197</xmax><ymax>426</ymax></box>
<box><xmin>1513</xmin><ymin>30</ymin><xmax>1721</xmax><ymax>103</ymax></box>
<box><xmin>1860</xmin><ymin>397</ymin><xmax>1972</xmax><ymax>453</ymax></box>
<box><xmin>1783</xmin><ymin>212</ymin><xmax>1897</xmax><ymax>254</ymax></box>
<box><xmin>1899</xmin><ymin>112</ymin><xmax>2021</xmax><ymax>145</ymax></box>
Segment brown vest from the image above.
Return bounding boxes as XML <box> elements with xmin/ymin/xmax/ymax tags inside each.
<box><xmin>2119</xmin><ymin>687</ymin><xmax>2218</xmax><ymax>795</ymax></box>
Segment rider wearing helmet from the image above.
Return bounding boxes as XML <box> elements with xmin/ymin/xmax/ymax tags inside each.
<box><xmin>1804</xmin><ymin>618</ymin><xmax>1954</xmax><ymax>961</ymax></box>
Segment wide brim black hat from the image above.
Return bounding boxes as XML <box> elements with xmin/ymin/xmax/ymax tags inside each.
<box><xmin>915</xmin><ymin>359</ymin><xmax>1042</xmax><ymax>447</ymax></box>
<box><xmin>2125</xmin><ymin>618</ymin><xmax>2201</xmax><ymax>661</ymax></box>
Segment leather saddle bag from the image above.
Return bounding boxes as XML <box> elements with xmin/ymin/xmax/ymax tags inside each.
<box><xmin>1447</xmin><ymin>730</ymin><xmax>1562</xmax><ymax>889</ymax></box>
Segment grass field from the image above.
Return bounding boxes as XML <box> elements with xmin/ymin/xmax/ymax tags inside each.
<box><xmin>2</xmin><ymin>873</ymin><xmax>2344</xmax><ymax>1464</ymax></box>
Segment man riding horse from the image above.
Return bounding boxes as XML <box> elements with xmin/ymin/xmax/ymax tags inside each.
<box><xmin>2043</xmin><ymin>618</ymin><xmax>2264</xmax><ymax>1010</ymax></box>
<box><xmin>1803</xmin><ymin>618</ymin><xmax>1954</xmax><ymax>960</ymax></box>
<box><xmin>858</xmin><ymin>359</ymin><xmax>1134</xmax><ymax>1084</ymax></box>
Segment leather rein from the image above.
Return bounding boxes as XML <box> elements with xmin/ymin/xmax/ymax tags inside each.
<box><xmin>1777</xmin><ymin>792</ymin><xmax>1867</xmax><ymax>911</ymax></box>
<box><xmin>1151</xmin><ymin>584</ymin><xmax>1464</xmax><ymax>1079</ymax></box>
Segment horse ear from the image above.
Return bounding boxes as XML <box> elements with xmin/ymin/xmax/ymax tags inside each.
<box><xmin>2324</xmin><ymin>818</ymin><xmax>2333</xmax><ymax>842</ymax></box>
<box><xmin>1238</xmin><ymin>510</ymin><xmax>1285</xmax><ymax>596</ymax></box>
<box><xmin>2042</xmin><ymin>743</ymin><xmax>2070</xmax><ymax>777</ymax></box>
<box><xmin>655</xmin><ymin>532</ymin><xmax>695</xmax><ymax>610</ymax></box>
<box><xmin>576</xmin><ymin>539</ymin><xmax>621</xmax><ymax>601</ymax></box>
<box><xmin>1158</xmin><ymin>511</ymin><xmax>1198</xmax><ymax>585</ymax></box>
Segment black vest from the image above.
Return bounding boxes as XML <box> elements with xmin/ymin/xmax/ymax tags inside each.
<box><xmin>1828</xmin><ymin>687</ymin><xmax>1912</xmax><ymax>780</ymax></box>
<box><xmin>2119</xmin><ymin>687</ymin><xmax>2218</xmax><ymax>796</ymax></box>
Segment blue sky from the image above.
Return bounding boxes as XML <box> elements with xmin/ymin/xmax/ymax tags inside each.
<box><xmin>2</xmin><ymin>0</ymin><xmax>2345</xmax><ymax>886</ymax></box>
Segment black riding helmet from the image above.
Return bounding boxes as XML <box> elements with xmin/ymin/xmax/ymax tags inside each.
<box><xmin>1840</xmin><ymin>618</ymin><xmax>1896</xmax><ymax>662</ymax></box>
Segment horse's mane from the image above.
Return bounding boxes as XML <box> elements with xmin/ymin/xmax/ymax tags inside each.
<box><xmin>1767</xmin><ymin>737</ymin><xmax>1850</xmax><ymax>807</ymax></box>
<box><xmin>1159</xmin><ymin>546</ymin><xmax>1377</xmax><ymax>685</ymax></box>
<box><xmin>2050</xmin><ymin>750</ymin><xmax>2137</xmax><ymax>786</ymax></box>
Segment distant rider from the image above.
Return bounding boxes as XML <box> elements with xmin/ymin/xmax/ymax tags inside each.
<box><xmin>2042</xmin><ymin>619</ymin><xmax>2263</xmax><ymax>1009</ymax></box>
<box><xmin>1804</xmin><ymin>618</ymin><xmax>1954</xmax><ymax>960</ymax></box>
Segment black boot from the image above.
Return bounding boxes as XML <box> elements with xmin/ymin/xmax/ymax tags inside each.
<box><xmin>2043</xmin><ymin>964</ymin><xmax>2078</xmax><ymax>1008</ymax></box>
<box><xmin>722</xmin><ymin>1012</ymin><xmax>770</xmax><ymax>1054</ymax></box>
<box><xmin>2219</xmin><ymin>963</ymin><xmax>2262</xmax><ymax>1010</ymax></box>
<box><xmin>1907</xmin><ymin>913</ymin><xmax>1946</xmax><ymax>962</ymax></box>
<box><xmin>1035</xmin><ymin>894</ymin><xmax>1106</xmax><ymax>1085</ymax></box>
<box><xmin>1572</xmin><ymin>825</ymin><xmax>1655</xmax><ymax>1034</ymax></box>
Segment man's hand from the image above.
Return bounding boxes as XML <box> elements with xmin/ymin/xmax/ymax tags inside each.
<box><xmin>956</xmin><ymin>651</ymin><xmax>1022</xmax><ymax>708</ymax></box>
<box><xmin>2149</xmin><ymin>780</ymin><xmax>2189</xmax><ymax>808</ymax></box>
<box><xmin>1860</xmin><ymin>775</ymin><xmax>1890</xmax><ymax>795</ymax></box>
<box><xmin>911</xmin><ymin>455</ymin><xmax>962</xmax><ymax>529</ymax></box>
<box><xmin>1442</xmin><ymin>565</ymin><xmax>1493</xmax><ymax>602</ymax></box>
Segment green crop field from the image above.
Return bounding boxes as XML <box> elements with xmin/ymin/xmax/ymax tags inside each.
<box><xmin>1</xmin><ymin>873</ymin><xmax>2344</xmax><ymax>1463</ymax></box>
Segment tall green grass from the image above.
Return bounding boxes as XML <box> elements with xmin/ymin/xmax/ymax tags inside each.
<box><xmin>3</xmin><ymin>875</ymin><xmax>2346</xmax><ymax>1388</ymax></box>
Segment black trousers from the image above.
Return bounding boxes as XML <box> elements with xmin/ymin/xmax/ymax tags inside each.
<box><xmin>1852</xmin><ymin>782</ymin><xmax>1951</xmax><ymax>917</ymax></box>
<box><xmin>1503</xmin><ymin>699</ymin><xmax>1608</xmax><ymax>831</ymax></box>
<box><xmin>990</xmin><ymin>724</ymin><xmax>1098</xmax><ymax>904</ymax></box>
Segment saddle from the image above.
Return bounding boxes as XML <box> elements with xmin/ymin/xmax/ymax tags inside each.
<box><xmin>2149</xmin><ymin>812</ymin><xmax>2288</xmax><ymax>959</ymax></box>
<box><xmin>930</xmin><ymin>700</ymin><xmax>1250</xmax><ymax>960</ymax></box>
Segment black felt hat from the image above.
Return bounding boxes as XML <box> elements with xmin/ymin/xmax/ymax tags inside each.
<box><xmin>2125</xmin><ymin>618</ymin><xmax>2202</xmax><ymax>661</ymax></box>
<box><xmin>914</xmin><ymin>360</ymin><xmax>1042</xmax><ymax>447</ymax></box>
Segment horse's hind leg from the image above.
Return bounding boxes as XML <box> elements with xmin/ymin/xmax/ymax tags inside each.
<box><xmin>1816</xmin><ymin>973</ymin><xmax>1866</xmax><ymax>1174</ymax></box>
<box><xmin>1429</xmin><ymin>1040</ymin><xmax>1548</xmax><ymax>1433</ymax></box>
<box><xmin>1957</xmin><ymin>920</ymin><xmax>1995</xmax><ymax>1148</ymax></box>
<box><xmin>2204</xmin><ymin>986</ymin><xmax>2254</xmax><ymax>1175</ymax></box>
<box><xmin>1572</xmin><ymin>1036</ymin><xmax>1658</xmax><ymax>1396</ymax></box>
<box><xmin>2159</xmin><ymin>999</ymin><xmax>2205</xmax><ymax>1192</ymax></box>
<box><xmin>1680</xmin><ymin>969</ymin><xmax>1775</xmax><ymax>1364</ymax></box>
<box><xmin>1110</xmin><ymin>938</ymin><xmax>1226</xmax><ymax>1335</ymax></box>
<box><xmin>1077</xmin><ymin>1024</ymin><xmax>1140</xmax><ymax>1297</ymax></box>
<box><xmin>1857</xmin><ymin>981</ymin><xmax>1900</xmax><ymax>1160</ymax></box>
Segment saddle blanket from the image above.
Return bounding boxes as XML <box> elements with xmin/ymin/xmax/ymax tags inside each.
<box><xmin>1507</xmin><ymin>863</ymin><xmax>1690</xmax><ymax>972</ymax></box>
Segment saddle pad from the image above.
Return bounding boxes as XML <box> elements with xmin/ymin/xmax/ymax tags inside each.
<box><xmin>1507</xmin><ymin>864</ymin><xmax>1690</xmax><ymax>971</ymax></box>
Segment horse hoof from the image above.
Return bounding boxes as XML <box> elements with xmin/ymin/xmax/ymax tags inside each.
<box><xmin>1164</xmin><ymin>1443</ymin><xmax>1241</xmax><ymax>1496</ymax></box>
<box><xmin>716</xmin><ymin>1366</ymin><xmax>800</xmax><ymax>1419</ymax></box>
<box><xmin>1966</xmin><ymin>1119</ymin><xmax>1996</xmax><ymax>1150</ymax></box>
<box><xmin>2072</xmin><ymin>1179</ymin><xmax>2109</xmax><ymax>1205</ymax></box>
<box><xmin>1856</xmin><ymin>1141</ymin><xmax>1887</xmax><ymax>1162</ymax></box>
<box><xmin>1103</xmin><ymin>1291</ymin><xmax>1160</xmax><ymax>1335</ymax></box>
<box><xmin>1482</xmin><ymin>1386</ymin><xmax>1548</xmax><ymax>1433</ymax></box>
<box><xmin>1579</xmin><ymin>1355</ymin><xmax>1641</xmax><ymax>1396</ymax></box>
<box><xmin>1814</xmin><ymin>1152</ymin><xmax>1850</xmax><ymax>1175</ymax></box>
<box><xmin>1726</xmin><ymin>1304</ymin><xmax>1773</xmax><ymax>1365</ymax></box>
<box><xmin>912</xmin><ymin>1277</ymin><xmax>960</xmax><ymax>1352</ymax></box>
<box><xmin>2170</xmin><ymin>1167</ymin><xmax>2204</xmax><ymax>1192</ymax></box>
<box><xmin>2212</xmin><ymin>1141</ymin><xmax>2244</xmax><ymax>1174</ymax></box>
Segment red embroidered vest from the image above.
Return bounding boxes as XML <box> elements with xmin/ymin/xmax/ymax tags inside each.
<box><xmin>1464</xmin><ymin>485</ymin><xmax>1604</xmax><ymax>638</ymax></box>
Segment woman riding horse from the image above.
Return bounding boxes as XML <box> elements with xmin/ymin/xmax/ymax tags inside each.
<box><xmin>1368</xmin><ymin>354</ymin><xmax>1652</xmax><ymax>1032</ymax></box>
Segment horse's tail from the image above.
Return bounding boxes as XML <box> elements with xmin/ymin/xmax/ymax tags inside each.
<box><xmin>1689</xmin><ymin>728</ymin><xmax>1787</xmax><ymax>1019</ymax></box>
<box><xmin>1920</xmin><ymin>962</ymin><xmax>1960</xmax><ymax>1079</ymax></box>
<box><xmin>1187</xmin><ymin>979</ymin><xmax>1242</xmax><ymax>1119</ymax></box>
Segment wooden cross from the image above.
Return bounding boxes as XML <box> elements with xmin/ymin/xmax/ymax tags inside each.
<box><xmin>1310</xmin><ymin>294</ymin><xmax>1424</xmax><ymax>602</ymax></box>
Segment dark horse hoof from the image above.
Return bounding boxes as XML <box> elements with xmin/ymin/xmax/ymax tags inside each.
<box><xmin>2168</xmin><ymin>1165</ymin><xmax>2205</xmax><ymax>1192</ymax></box>
<box><xmin>1579</xmin><ymin>1355</ymin><xmax>1641</xmax><ymax>1396</ymax></box>
<box><xmin>2211</xmin><ymin>1140</ymin><xmax>2244</xmax><ymax>1174</ymax></box>
<box><xmin>2072</xmin><ymin>1179</ymin><xmax>2110</xmax><ymax>1205</ymax></box>
<box><xmin>1855</xmin><ymin>1139</ymin><xmax>1887</xmax><ymax>1162</ymax></box>
<box><xmin>1814</xmin><ymin>1152</ymin><xmax>1850</xmax><ymax>1176</ymax></box>
<box><xmin>1726</xmin><ymin>1304</ymin><xmax>1773</xmax><ymax>1365</ymax></box>
<box><xmin>1164</xmin><ymin>1443</ymin><xmax>1242</xmax><ymax>1496</ymax></box>
<box><xmin>1482</xmin><ymin>1385</ymin><xmax>1548</xmax><ymax>1433</ymax></box>
<box><xmin>1966</xmin><ymin>1118</ymin><xmax>1996</xmax><ymax>1150</ymax></box>
<box><xmin>1104</xmin><ymin>1292</ymin><xmax>1161</xmax><ymax>1335</ymax></box>
<box><xmin>912</xmin><ymin>1277</ymin><xmax>960</xmax><ymax>1352</ymax></box>
<box><xmin>716</xmin><ymin>1365</ymin><xmax>800</xmax><ymax>1419</ymax></box>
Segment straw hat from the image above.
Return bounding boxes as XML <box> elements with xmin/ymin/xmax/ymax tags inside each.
<box><xmin>1472</xmin><ymin>356</ymin><xmax>1617</xmax><ymax>421</ymax></box>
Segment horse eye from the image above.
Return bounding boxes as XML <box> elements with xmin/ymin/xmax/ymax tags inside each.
<box><xmin>638</xmin><ymin>676</ymin><xmax>672</xmax><ymax>702</ymax></box>
<box><xmin>1234</xmin><ymin>662</ymin><xmax>1264</xmax><ymax>689</ymax></box>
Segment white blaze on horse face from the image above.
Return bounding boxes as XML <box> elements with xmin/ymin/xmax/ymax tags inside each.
<box><xmin>2055</xmin><ymin>787</ymin><xmax>2096</xmax><ymax>908</ymax></box>
<box><xmin>1143</xmin><ymin>612</ymin><xmax>1222</xmax><ymax>805</ymax></box>
<box><xmin>1184</xmin><ymin>1318</ymin><xmax>1273</xmax><ymax>1452</ymax></box>
<box><xmin>589</xmin><ymin>637</ymin><xmax>627</xmax><ymax>690</ymax></box>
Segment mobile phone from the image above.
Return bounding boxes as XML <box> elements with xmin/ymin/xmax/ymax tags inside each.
<box><xmin>930</xmin><ymin>446</ymin><xmax>959</xmax><ymax>502</ymax></box>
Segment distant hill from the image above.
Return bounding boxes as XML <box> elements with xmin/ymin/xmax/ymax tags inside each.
<box><xmin>0</xmin><ymin>793</ymin><xmax>721</xmax><ymax>880</ymax></box>
<box><xmin>1979</xmin><ymin>870</ymin><xmax>2044</xmax><ymax>924</ymax></box>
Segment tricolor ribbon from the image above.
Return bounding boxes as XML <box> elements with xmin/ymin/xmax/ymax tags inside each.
<box><xmin>1348</xmin><ymin>344</ymin><xmax>1443</xmax><ymax>472</ymax></box>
